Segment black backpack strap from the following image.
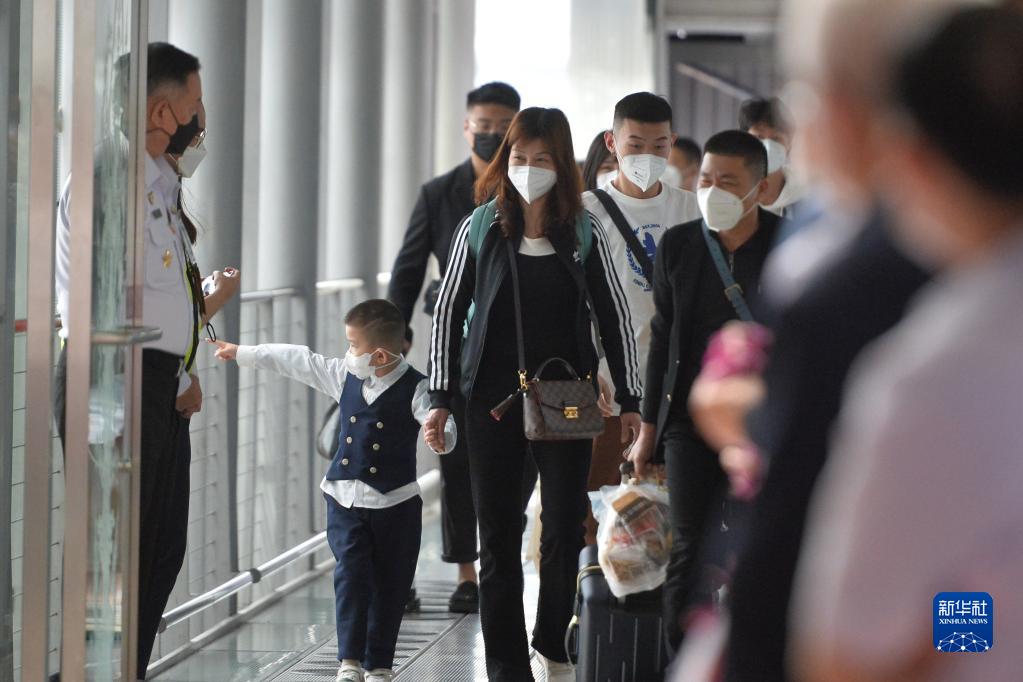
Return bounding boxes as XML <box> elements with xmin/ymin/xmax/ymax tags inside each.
<box><xmin>592</xmin><ymin>189</ymin><xmax>654</xmax><ymax>286</ymax></box>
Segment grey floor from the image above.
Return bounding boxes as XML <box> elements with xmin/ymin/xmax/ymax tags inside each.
<box><xmin>153</xmin><ymin>496</ymin><xmax>548</xmax><ymax>681</ymax></box>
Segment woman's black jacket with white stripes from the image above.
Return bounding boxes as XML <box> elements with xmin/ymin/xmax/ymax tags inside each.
<box><xmin>428</xmin><ymin>212</ymin><xmax>643</xmax><ymax>413</ymax></box>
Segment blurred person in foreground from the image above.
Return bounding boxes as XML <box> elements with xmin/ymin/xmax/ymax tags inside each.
<box><xmin>674</xmin><ymin>0</ymin><xmax>1001</xmax><ymax>677</ymax></box>
<box><xmin>791</xmin><ymin>5</ymin><xmax>1023</xmax><ymax>681</ymax></box>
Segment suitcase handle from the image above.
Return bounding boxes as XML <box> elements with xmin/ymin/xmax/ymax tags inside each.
<box><xmin>564</xmin><ymin>613</ymin><xmax>580</xmax><ymax>665</ymax></box>
<box><xmin>565</xmin><ymin>564</ymin><xmax>602</xmax><ymax>665</ymax></box>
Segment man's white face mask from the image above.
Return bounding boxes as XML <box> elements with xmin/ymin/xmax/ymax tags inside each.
<box><xmin>618</xmin><ymin>153</ymin><xmax>667</xmax><ymax>192</ymax></box>
<box><xmin>697</xmin><ymin>184</ymin><xmax>759</xmax><ymax>232</ymax></box>
<box><xmin>174</xmin><ymin>140</ymin><xmax>208</xmax><ymax>178</ymax></box>
<box><xmin>761</xmin><ymin>138</ymin><xmax>787</xmax><ymax>175</ymax></box>
<box><xmin>660</xmin><ymin>164</ymin><xmax>683</xmax><ymax>189</ymax></box>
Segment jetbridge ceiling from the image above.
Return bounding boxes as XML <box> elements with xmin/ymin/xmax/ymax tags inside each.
<box><xmin>661</xmin><ymin>0</ymin><xmax>783</xmax><ymax>144</ymax></box>
<box><xmin>662</xmin><ymin>0</ymin><xmax>781</xmax><ymax>35</ymax></box>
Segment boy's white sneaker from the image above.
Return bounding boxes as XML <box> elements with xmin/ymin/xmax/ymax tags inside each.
<box><xmin>364</xmin><ymin>669</ymin><xmax>394</xmax><ymax>682</ymax></box>
<box><xmin>335</xmin><ymin>661</ymin><xmax>364</xmax><ymax>682</ymax></box>
<box><xmin>536</xmin><ymin>652</ymin><xmax>574</xmax><ymax>681</ymax></box>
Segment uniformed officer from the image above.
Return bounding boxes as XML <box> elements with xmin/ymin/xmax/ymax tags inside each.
<box><xmin>53</xmin><ymin>42</ymin><xmax>209</xmax><ymax>679</ymax></box>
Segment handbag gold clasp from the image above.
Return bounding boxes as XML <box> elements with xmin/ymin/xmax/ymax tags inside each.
<box><xmin>564</xmin><ymin>406</ymin><xmax>579</xmax><ymax>419</ymax></box>
<box><xmin>518</xmin><ymin>370</ymin><xmax>528</xmax><ymax>391</ymax></box>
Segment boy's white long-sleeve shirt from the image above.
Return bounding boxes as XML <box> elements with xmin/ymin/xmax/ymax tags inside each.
<box><xmin>235</xmin><ymin>343</ymin><xmax>456</xmax><ymax>509</ymax></box>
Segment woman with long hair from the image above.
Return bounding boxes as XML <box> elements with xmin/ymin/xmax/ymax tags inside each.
<box><xmin>580</xmin><ymin>129</ymin><xmax>619</xmax><ymax>191</ymax></box>
<box><xmin>424</xmin><ymin>107</ymin><xmax>642</xmax><ymax>681</ymax></box>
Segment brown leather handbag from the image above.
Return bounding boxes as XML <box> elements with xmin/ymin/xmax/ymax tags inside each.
<box><xmin>490</xmin><ymin>239</ymin><xmax>605</xmax><ymax>441</ymax></box>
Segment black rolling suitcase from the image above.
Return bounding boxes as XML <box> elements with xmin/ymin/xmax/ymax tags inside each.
<box><xmin>566</xmin><ymin>544</ymin><xmax>669</xmax><ymax>682</ymax></box>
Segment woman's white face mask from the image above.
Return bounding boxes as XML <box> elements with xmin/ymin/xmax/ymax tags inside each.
<box><xmin>508</xmin><ymin>165</ymin><xmax>557</xmax><ymax>204</ymax></box>
<box><xmin>596</xmin><ymin>169</ymin><xmax>618</xmax><ymax>188</ymax></box>
<box><xmin>697</xmin><ymin>184</ymin><xmax>759</xmax><ymax>232</ymax></box>
<box><xmin>344</xmin><ymin>347</ymin><xmax>400</xmax><ymax>380</ymax></box>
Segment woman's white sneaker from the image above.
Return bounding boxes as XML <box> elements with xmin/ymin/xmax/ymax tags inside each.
<box><xmin>536</xmin><ymin>652</ymin><xmax>575</xmax><ymax>681</ymax></box>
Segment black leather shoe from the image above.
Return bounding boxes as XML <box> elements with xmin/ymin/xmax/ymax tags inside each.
<box><xmin>448</xmin><ymin>580</ymin><xmax>479</xmax><ymax>613</ymax></box>
<box><xmin>404</xmin><ymin>586</ymin><xmax>421</xmax><ymax>613</ymax></box>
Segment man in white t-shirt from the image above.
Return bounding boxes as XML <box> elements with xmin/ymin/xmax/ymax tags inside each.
<box><xmin>580</xmin><ymin>92</ymin><xmax>701</xmax><ymax>538</ymax></box>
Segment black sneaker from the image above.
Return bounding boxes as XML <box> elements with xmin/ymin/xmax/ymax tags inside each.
<box><xmin>404</xmin><ymin>587</ymin><xmax>421</xmax><ymax>613</ymax></box>
<box><xmin>448</xmin><ymin>581</ymin><xmax>479</xmax><ymax>614</ymax></box>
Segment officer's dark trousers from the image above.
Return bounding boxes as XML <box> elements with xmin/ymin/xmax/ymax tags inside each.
<box><xmin>55</xmin><ymin>347</ymin><xmax>190</xmax><ymax>679</ymax></box>
<box><xmin>325</xmin><ymin>493</ymin><xmax>422</xmax><ymax>671</ymax></box>
<box><xmin>465</xmin><ymin>397</ymin><xmax>591</xmax><ymax>682</ymax></box>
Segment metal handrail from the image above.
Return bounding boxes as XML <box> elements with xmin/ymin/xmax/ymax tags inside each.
<box><xmin>158</xmin><ymin>468</ymin><xmax>441</xmax><ymax>632</ymax></box>
<box><xmin>315</xmin><ymin>277</ymin><xmax>365</xmax><ymax>294</ymax></box>
<box><xmin>238</xmin><ymin>286</ymin><xmax>303</xmax><ymax>304</ymax></box>
<box><xmin>159</xmin><ymin>531</ymin><xmax>328</xmax><ymax>632</ymax></box>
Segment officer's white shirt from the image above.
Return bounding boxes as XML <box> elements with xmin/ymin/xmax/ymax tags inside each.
<box><xmin>55</xmin><ymin>152</ymin><xmax>196</xmax><ymax>396</ymax></box>
<box><xmin>234</xmin><ymin>343</ymin><xmax>456</xmax><ymax>510</ymax></box>
<box><xmin>582</xmin><ymin>180</ymin><xmax>701</xmax><ymax>413</ymax></box>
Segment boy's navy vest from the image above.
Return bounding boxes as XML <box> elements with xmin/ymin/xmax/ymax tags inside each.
<box><xmin>325</xmin><ymin>366</ymin><xmax>425</xmax><ymax>493</ymax></box>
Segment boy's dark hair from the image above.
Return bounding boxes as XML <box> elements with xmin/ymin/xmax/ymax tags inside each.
<box><xmin>147</xmin><ymin>42</ymin><xmax>200</xmax><ymax>96</ymax></box>
<box><xmin>704</xmin><ymin>130</ymin><xmax>768</xmax><ymax>181</ymax></box>
<box><xmin>672</xmin><ymin>137</ymin><xmax>702</xmax><ymax>165</ymax></box>
<box><xmin>738</xmin><ymin>97</ymin><xmax>793</xmax><ymax>135</ymax></box>
<box><xmin>893</xmin><ymin>5</ymin><xmax>1023</xmax><ymax>199</ymax></box>
<box><xmin>466</xmin><ymin>82</ymin><xmax>521</xmax><ymax>111</ymax></box>
<box><xmin>613</xmin><ymin>92</ymin><xmax>673</xmax><ymax>131</ymax></box>
<box><xmin>344</xmin><ymin>299</ymin><xmax>406</xmax><ymax>352</ymax></box>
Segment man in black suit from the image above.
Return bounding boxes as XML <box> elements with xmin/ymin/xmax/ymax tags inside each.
<box><xmin>629</xmin><ymin>130</ymin><xmax>780</xmax><ymax>650</ymax></box>
<box><xmin>386</xmin><ymin>81</ymin><xmax>519</xmax><ymax>612</ymax></box>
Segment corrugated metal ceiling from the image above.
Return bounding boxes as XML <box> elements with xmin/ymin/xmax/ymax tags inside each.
<box><xmin>662</xmin><ymin>0</ymin><xmax>780</xmax><ymax>35</ymax></box>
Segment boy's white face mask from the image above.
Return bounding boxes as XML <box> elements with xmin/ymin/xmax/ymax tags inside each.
<box><xmin>345</xmin><ymin>348</ymin><xmax>400</xmax><ymax>380</ymax></box>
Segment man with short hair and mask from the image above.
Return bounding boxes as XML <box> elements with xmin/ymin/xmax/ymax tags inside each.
<box><xmin>53</xmin><ymin>42</ymin><xmax>210</xmax><ymax>678</ymax></box>
<box><xmin>579</xmin><ymin>92</ymin><xmax>700</xmax><ymax>539</ymax></box>
<box><xmin>739</xmin><ymin>97</ymin><xmax>805</xmax><ymax>218</ymax></box>
<box><xmin>386</xmin><ymin>81</ymin><xmax>521</xmax><ymax>613</ymax></box>
<box><xmin>628</xmin><ymin>130</ymin><xmax>781</xmax><ymax>651</ymax></box>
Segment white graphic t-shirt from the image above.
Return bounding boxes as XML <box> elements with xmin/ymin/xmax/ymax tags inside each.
<box><xmin>582</xmin><ymin>180</ymin><xmax>701</xmax><ymax>412</ymax></box>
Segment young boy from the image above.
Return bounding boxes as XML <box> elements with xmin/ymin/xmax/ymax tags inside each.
<box><xmin>214</xmin><ymin>299</ymin><xmax>454</xmax><ymax>682</ymax></box>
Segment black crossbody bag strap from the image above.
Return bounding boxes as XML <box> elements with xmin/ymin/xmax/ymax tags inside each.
<box><xmin>592</xmin><ymin>189</ymin><xmax>654</xmax><ymax>286</ymax></box>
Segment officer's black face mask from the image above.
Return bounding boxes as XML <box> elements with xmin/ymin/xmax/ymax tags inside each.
<box><xmin>473</xmin><ymin>132</ymin><xmax>503</xmax><ymax>163</ymax></box>
<box><xmin>165</xmin><ymin>111</ymin><xmax>201</xmax><ymax>156</ymax></box>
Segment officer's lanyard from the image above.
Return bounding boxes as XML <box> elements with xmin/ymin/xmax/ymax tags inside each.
<box><xmin>169</xmin><ymin>206</ymin><xmax>211</xmax><ymax>372</ymax></box>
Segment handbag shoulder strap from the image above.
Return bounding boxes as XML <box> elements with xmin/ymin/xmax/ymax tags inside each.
<box><xmin>505</xmin><ymin>239</ymin><xmax>529</xmax><ymax>390</ymax></box>
<box><xmin>592</xmin><ymin>189</ymin><xmax>654</xmax><ymax>285</ymax></box>
<box><xmin>699</xmin><ymin>221</ymin><xmax>754</xmax><ymax>322</ymax></box>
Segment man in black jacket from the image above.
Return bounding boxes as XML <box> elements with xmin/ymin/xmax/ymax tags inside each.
<box><xmin>629</xmin><ymin>130</ymin><xmax>780</xmax><ymax>651</ymax></box>
<box><xmin>386</xmin><ymin>81</ymin><xmax>520</xmax><ymax>612</ymax></box>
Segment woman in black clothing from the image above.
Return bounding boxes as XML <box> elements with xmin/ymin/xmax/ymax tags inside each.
<box><xmin>423</xmin><ymin>107</ymin><xmax>642</xmax><ymax>681</ymax></box>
